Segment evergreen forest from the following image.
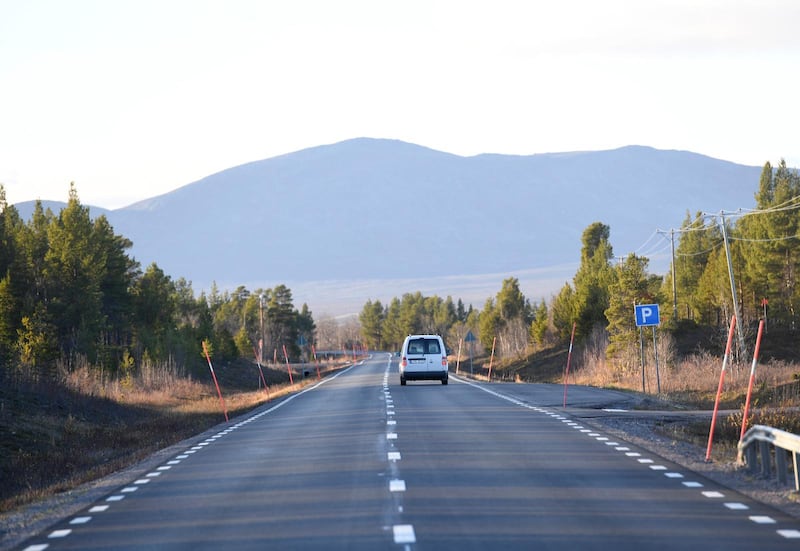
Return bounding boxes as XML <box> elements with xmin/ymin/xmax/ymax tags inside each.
<box><xmin>360</xmin><ymin>161</ymin><xmax>800</xmax><ymax>369</ymax></box>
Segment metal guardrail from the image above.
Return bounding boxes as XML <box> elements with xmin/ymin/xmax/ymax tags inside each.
<box><xmin>737</xmin><ymin>424</ymin><xmax>800</xmax><ymax>492</ymax></box>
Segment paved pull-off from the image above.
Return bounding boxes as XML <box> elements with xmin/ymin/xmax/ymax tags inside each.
<box><xmin>17</xmin><ymin>355</ymin><xmax>800</xmax><ymax>550</ymax></box>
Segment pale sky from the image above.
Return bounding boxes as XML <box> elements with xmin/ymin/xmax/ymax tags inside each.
<box><xmin>1</xmin><ymin>0</ymin><xmax>798</xmax><ymax>209</ymax></box>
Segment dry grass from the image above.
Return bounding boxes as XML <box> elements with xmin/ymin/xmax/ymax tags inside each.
<box><xmin>0</xmin><ymin>357</ymin><xmax>349</xmax><ymax>513</ymax></box>
<box><xmin>484</xmin><ymin>327</ymin><xmax>800</xmax><ymax>456</ymax></box>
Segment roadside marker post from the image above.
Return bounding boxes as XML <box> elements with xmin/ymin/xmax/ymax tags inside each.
<box><xmin>282</xmin><ymin>344</ymin><xmax>294</xmax><ymax>385</ymax></box>
<box><xmin>706</xmin><ymin>315</ymin><xmax>737</xmax><ymax>462</ymax></box>
<box><xmin>455</xmin><ymin>338</ymin><xmax>463</xmax><ymax>374</ymax></box>
<box><xmin>739</xmin><ymin>319</ymin><xmax>765</xmax><ymax>442</ymax></box>
<box><xmin>202</xmin><ymin>340</ymin><xmax>229</xmax><ymax>422</ymax></box>
<box><xmin>252</xmin><ymin>344</ymin><xmax>270</xmax><ymax>398</ymax></box>
<box><xmin>312</xmin><ymin>344</ymin><xmax>321</xmax><ymax>379</ymax></box>
<box><xmin>487</xmin><ymin>336</ymin><xmax>497</xmax><ymax>381</ymax></box>
<box><xmin>563</xmin><ymin>322</ymin><xmax>577</xmax><ymax>407</ymax></box>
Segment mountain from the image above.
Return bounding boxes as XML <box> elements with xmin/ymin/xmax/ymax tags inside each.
<box><xmin>14</xmin><ymin>138</ymin><xmax>763</xmax><ymax>314</ymax></box>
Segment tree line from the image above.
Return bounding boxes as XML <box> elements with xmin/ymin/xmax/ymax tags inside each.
<box><xmin>359</xmin><ymin>160</ymin><xmax>800</xmax><ymax>366</ymax></box>
<box><xmin>0</xmin><ymin>184</ymin><xmax>315</xmax><ymax>384</ymax></box>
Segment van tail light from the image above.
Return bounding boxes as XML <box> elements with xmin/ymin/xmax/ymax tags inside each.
<box><xmin>401</xmin><ymin>357</ymin><xmax>407</xmax><ymax>368</ymax></box>
<box><xmin>442</xmin><ymin>357</ymin><xmax>448</xmax><ymax>366</ymax></box>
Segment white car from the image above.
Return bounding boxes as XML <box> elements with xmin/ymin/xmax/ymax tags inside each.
<box><xmin>399</xmin><ymin>334</ymin><xmax>449</xmax><ymax>385</ymax></box>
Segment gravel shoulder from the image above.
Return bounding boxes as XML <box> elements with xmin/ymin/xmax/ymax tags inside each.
<box><xmin>582</xmin><ymin>413</ymin><xmax>800</xmax><ymax>519</ymax></box>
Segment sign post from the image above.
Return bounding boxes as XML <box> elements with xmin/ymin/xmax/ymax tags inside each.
<box><xmin>465</xmin><ymin>330</ymin><xmax>477</xmax><ymax>375</ymax></box>
<box><xmin>634</xmin><ymin>304</ymin><xmax>661</xmax><ymax>394</ymax></box>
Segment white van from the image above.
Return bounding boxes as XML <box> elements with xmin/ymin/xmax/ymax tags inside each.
<box><xmin>399</xmin><ymin>334</ymin><xmax>449</xmax><ymax>385</ymax></box>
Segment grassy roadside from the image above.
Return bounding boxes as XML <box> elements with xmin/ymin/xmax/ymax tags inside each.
<box><xmin>458</xmin><ymin>329</ymin><xmax>800</xmax><ymax>454</ymax></box>
<box><xmin>0</xmin><ymin>358</ymin><xmax>349</xmax><ymax>513</ymax></box>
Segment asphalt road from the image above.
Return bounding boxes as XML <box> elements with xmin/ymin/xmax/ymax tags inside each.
<box><xmin>16</xmin><ymin>354</ymin><xmax>800</xmax><ymax>550</ymax></box>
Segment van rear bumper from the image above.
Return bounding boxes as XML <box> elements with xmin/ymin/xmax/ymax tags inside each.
<box><xmin>401</xmin><ymin>370</ymin><xmax>448</xmax><ymax>381</ymax></box>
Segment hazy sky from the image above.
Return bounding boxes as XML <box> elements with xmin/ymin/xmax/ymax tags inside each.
<box><xmin>2</xmin><ymin>0</ymin><xmax>798</xmax><ymax>209</ymax></box>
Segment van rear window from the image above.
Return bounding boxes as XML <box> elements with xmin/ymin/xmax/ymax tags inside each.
<box><xmin>408</xmin><ymin>338</ymin><xmax>440</xmax><ymax>355</ymax></box>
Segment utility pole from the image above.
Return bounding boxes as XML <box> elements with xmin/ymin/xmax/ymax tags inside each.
<box><xmin>719</xmin><ymin>212</ymin><xmax>747</xmax><ymax>360</ymax></box>
<box><xmin>259</xmin><ymin>293</ymin><xmax>265</xmax><ymax>364</ymax></box>
<box><xmin>670</xmin><ymin>228</ymin><xmax>678</xmax><ymax>321</ymax></box>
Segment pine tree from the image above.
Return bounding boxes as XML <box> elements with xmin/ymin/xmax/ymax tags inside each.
<box><xmin>605</xmin><ymin>254</ymin><xmax>651</xmax><ymax>362</ymax></box>
<box><xmin>573</xmin><ymin>222</ymin><xmax>614</xmax><ymax>338</ymax></box>
<box><xmin>739</xmin><ymin>160</ymin><xmax>800</xmax><ymax>326</ymax></box>
<box><xmin>359</xmin><ymin>299</ymin><xmax>385</xmax><ymax>349</ymax></box>
<box><xmin>43</xmin><ymin>184</ymin><xmax>105</xmax><ymax>360</ymax></box>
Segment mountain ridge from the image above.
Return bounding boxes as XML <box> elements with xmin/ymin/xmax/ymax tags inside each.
<box><xmin>14</xmin><ymin>138</ymin><xmax>764</xmax><ymax>315</ymax></box>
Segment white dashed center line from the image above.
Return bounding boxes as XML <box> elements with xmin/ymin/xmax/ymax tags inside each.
<box><xmin>393</xmin><ymin>524</ymin><xmax>416</xmax><ymax>544</ymax></box>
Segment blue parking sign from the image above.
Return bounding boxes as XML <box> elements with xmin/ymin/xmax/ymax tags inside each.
<box><xmin>634</xmin><ymin>304</ymin><xmax>660</xmax><ymax>327</ymax></box>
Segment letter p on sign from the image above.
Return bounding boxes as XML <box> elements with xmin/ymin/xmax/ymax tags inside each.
<box><xmin>635</xmin><ymin>304</ymin><xmax>660</xmax><ymax>327</ymax></box>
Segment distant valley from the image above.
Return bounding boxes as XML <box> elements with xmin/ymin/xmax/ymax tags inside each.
<box><xmin>15</xmin><ymin>138</ymin><xmax>763</xmax><ymax>315</ymax></box>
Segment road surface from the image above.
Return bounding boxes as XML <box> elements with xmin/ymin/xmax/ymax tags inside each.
<box><xmin>16</xmin><ymin>354</ymin><xmax>800</xmax><ymax>550</ymax></box>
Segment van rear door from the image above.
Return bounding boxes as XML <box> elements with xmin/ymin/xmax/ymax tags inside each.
<box><xmin>405</xmin><ymin>338</ymin><xmax>428</xmax><ymax>371</ymax></box>
<box><xmin>423</xmin><ymin>337</ymin><xmax>442</xmax><ymax>372</ymax></box>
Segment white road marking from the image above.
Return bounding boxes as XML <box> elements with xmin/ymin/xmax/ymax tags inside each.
<box><xmin>390</xmin><ymin>479</ymin><xmax>407</xmax><ymax>492</ymax></box>
<box><xmin>89</xmin><ymin>505</ymin><xmax>109</xmax><ymax>512</ymax></box>
<box><xmin>702</xmin><ymin>491</ymin><xmax>725</xmax><ymax>498</ymax></box>
<box><xmin>70</xmin><ymin>517</ymin><xmax>91</xmax><ymax>525</ymax></box>
<box><xmin>387</xmin><ymin>420</ymin><xmax>397</xmax><ymax>426</ymax></box>
<box><xmin>388</xmin><ymin>452</ymin><xmax>402</xmax><ymax>461</ymax></box>
<box><xmin>649</xmin><ymin>465</ymin><xmax>668</xmax><ymax>471</ymax></box>
<box><xmin>48</xmin><ymin>530</ymin><xmax>72</xmax><ymax>539</ymax></box>
<box><xmin>106</xmin><ymin>495</ymin><xmax>125</xmax><ymax>502</ymax></box>
<box><xmin>750</xmin><ymin>516</ymin><xmax>777</xmax><ymax>524</ymax></box>
<box><xmin>121</xmin><ymin>486</ymin><xmax>139</xmax><ymax>493</ymax></box>
<box><xmin>638</xmin><ymin>459</ymin><xmax>654</xmax><ymax>464</ymax></box>
<box><xmin>778</xmin><ymin>530</ymin><xmax>800</xmax><ymax>539</ymax></box>
<box><xmin>626</xmin><ymin>452</ymin><xmax>641</xmax><ymax>457</ymax></box>
<box><xmin>664</xmin><ymin>473</ymin><xmax>684</xmax><ymax>479</ymax></box>
<box><xmin>22</xmin><ymin>545</ymin><xmax>48</xmax><ymax>551</ymax></box>
<box><xmin>724</xmin><ymin>503</ymin><xmax>749</xmax><ymax>510</ymax></box>
<box><xmin>682</xmin><ymin>482</ymin><xmax>703</xmax><ymax>488</ymax></box>
<box><xmin>393</xmin><ymin>525</ymin><xmax>416</xmax><ymax>544</ymax></box>
<box><xmin>616</xmin><ymin>447</ymin><xmax>630</xmax><ymax>451</ymax></box>
<box><xmin>146</xmin><ymin>472</ymin><xmax>162</xmax><ymax>477</ymax></box>
<box><xmin>134</xmin><ymin>479</ymin><xmax>151</xmax><ymax>485</ymax></box>
<box><xmin>387</xmin><ymin>433</ymin><xmax>398</xmax><ymax>440</ymax></box>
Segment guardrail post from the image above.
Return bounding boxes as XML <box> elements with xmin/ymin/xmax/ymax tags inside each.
<box><xmin>746</xmin><ymin>444</ymin><xmax>758</xmax><ymax>474</ymax></box>
<box><xmin>759</xmin><ymin>441</ymin><xmax>771</xmax><ymax>478</ymax></box>
<box><xmin>776</xmin><ymin>449</ymin><xmax>787</xmax><ymax>484</ymax></box>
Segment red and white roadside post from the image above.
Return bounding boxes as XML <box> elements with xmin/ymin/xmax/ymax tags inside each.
<box><xmin>487</xmin><ymin>336</ymin><xmax>497</xmax><ymax>381</ymax></box>
<box><xmin>202</xmin><ymin>340</ymin><xmax>229</xmax><ymax>422</ymax></box>
<box><xmin>282</xmin><ymin>344</ymin><xmax>294</xmax><ymax>385</ymax></box>
<box><xmin>563</xmin><ymin>322</ymin><xmax>577</xmax><ymax>408</ymax></box>
<box><xmin>312</xmin><ymin>344</ymin><xmax>321</xmax><ymax>380</ymax></box>
<box><xmin>705</xmin><ymin>315</ymin><xmax>736</xmax><ymax>462</ymax></box>
<box><xmin>455</xmin><ymin>338</ymin><xmax>463</xmax><ymax>374</ymax></box>
<box><xmin>739</xmin><ymin>319</ymin><xmax>765</xmax><ymax>442</ymax></box>
<box><xmin>253</xmin><ymin>342</ymin><xmax>270</xmax><ymax>398</ymax></box>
